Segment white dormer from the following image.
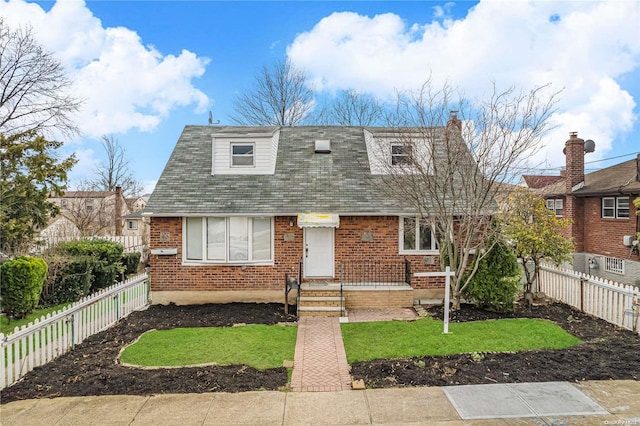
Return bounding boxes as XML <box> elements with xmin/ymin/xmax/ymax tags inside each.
<box><xmin>364</xmin><ymin>129</ymin><xmax>433</xmax><ymax>175</ymax></box>
<box><xmin>212</xmin><ymin>129</ymin><xmax>280</xmax><ymax>175</ymax></box>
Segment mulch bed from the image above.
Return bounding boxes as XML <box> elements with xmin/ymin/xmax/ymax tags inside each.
<box><xmin>350</xmin><ymin>302</ymin><xmax>640</xmax><ymax>388</ymax></box>
<box><xmin>1</xmin><ymin>301</ymin><xmax>638</xmax><ymax>403</ymax></box>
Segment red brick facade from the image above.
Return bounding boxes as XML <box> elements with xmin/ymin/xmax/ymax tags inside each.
<box><xmin>149</xmin><ymin>215</ymin><xmax>444</xmax><ymax>296</ymax></box>
<box><xmin>582</xmin><ymin>196</ymin><xmax>639</xmax><ymax>260</ymax></box>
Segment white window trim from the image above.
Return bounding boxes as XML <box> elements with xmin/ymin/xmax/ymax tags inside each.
<box><xmin>391</xmin><ymin>143</ymin><xmax>412</xmax><ymax>166</ymax></box>
<box><xmin>616</xmin><ymin>197</ymin><xmax>630</xmax><ymax>218</ymax></box>
<box><xmin>182</xmin><ymin>216</ymin><xmax>274</xmax><ymax>266</ymax></box>
<box><xmin>230</xmin><ymin>143</ymin><xmax>255</xmax><ymax>168</ymax></box>
<box><xmin>398</xmin><ymin>216</ymin><xmax>439</xmax><ymax>255</ymax></box>
<box><xmin>602</xmin><ymin>196</ymin><xmax>629</xmax><ymax>219</ymax></box>
<box><xmin>127</xmin><ymin>220</ymin><xmax>138</xmax><ymax>230</ymax></box>
<box><xmin>546</xmin><ymin>198</ymin><xmax>563</xmax><ymax>217</ymax></box>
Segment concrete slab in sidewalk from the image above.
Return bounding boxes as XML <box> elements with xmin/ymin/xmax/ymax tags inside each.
<box><xmin>202</xmin><ymin>391</ymin><xmax>286</xmax><ymax>425</ymax></box>
<box><xmin>365</xmin><ymin>387</ymin><xmax>460</xmax><ymax>424</ymax></box>
<box><xmin>131</xmin><ymin>393</ymin><xmax>215</xmax><ymax>425</ymax></box>
<box><xmin>443</xmin><ymin>382</ymin><xmax>608</xmax><ymax>420</ymax></box>
<box><xmin>284</xmin><ymin>390</ymin><xmax>370</xmax><ymax>425</ymax></box>
<box><xmin>0</xmin><ymin>397</ymin><xmax>79</xmax><ymax>426</ymax></box>
<box><xmin>59</xmin><ymin>395</ymin><xmax>150</xmax><ymax>426</ymax></box>
<box><xmin>577</xmin><ymin>380</ymin><xmax>640</xmax><ymax>417</ymax></box>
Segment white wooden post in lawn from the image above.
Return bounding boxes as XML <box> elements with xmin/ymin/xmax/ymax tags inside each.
<box><xmin>414</xmin><ymin>266</ymin><xmax>455</xmax><ymax>334</ymax></box>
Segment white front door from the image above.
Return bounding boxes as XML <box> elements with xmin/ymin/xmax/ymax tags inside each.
<box><xmin>304</xmin><ymin>227</ymin><xmax>334</xmax><ymax>278</ymax></box>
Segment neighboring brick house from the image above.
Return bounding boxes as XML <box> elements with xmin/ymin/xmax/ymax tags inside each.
<box><xmin>538</xmin><ymin>132</ymin><xmax>640</xmax><ymax>285</ymax></box>
<box><xmin>144</xmin><ymin>125</ymin><xmax>476</xmax><ymax>309</ymax></box>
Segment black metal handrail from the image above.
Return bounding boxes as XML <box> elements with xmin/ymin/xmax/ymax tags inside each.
<box><xmin>339</xmin><ymin>259</ymin><xmax>411</xmax><ymax>286</ymax></box>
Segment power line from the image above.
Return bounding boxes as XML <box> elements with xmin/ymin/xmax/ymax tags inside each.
<box><xmin>584</xmin><ymin>151</ymin><xmax>639</xmax><ymax>165</ymax></box>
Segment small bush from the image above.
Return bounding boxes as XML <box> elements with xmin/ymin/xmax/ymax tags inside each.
<box><xmin>122</xmin><ymin>252</ymin><xmax>141</xmax><ymax>277</ymax></box>
<box><xmin>40</xmin><ymin>254</ymin><xmax>93</xmax><ymax>306</ymax></box>
<box><xmin>1</xmin><ymin>256</ymin><xmax>48</xmax><ymax>319</ymax></box>
<box><xmin>463</xmin><ymin>237</ymin><xmax>521</xmax><ymax>312</ymax></box>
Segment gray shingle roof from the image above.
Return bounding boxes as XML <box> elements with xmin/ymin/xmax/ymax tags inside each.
<box><xmin>538</xmin><ymin>157</ymin><xmax>640</xmax><ymax>197</ymax></box>
<box><xmin>145</xmin><ymin>126</ymin><xmax>457</xmax><ymax>216</ymax></box>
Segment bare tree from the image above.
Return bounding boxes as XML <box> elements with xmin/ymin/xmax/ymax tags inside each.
<box><xmin>230</xmin><ymin>59</ymin><xmax>314</xmax><ymax>126</ymax></box>
<box><xmin>90</xmin><ymin>135</ymin><xmax>143</xmax><ymax>197</ymax></box>
<box><xmin>58</xmin><ymin>189</ymin><xmax>116</xmax><ymax>237</ymax></box>
<box><xmin>314</xmin><ymin>90</ymin><xmax>383</xmax><ymax>126</ymax></box>
<box><xmin>374</xmin><ymin>80</ymin><xmax>560</xmax><ymax>309</ymax></box>
<box><xmin>0</xmin><ymin>18</ymin><xmax>81</xmax><ymax>137</ymax></box>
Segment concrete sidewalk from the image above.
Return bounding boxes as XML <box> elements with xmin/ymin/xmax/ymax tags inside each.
<box><xmin>1</xmin><ymin>380</ymin><xmax>638</xmax><ymax>425</ymax></box>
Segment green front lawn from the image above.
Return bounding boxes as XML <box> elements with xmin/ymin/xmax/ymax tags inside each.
<box><xmin>0</xmin><ymin>303</ymin><xmax>71</xmax><ymax>335</ymax></box>
<box><xmin>341</xmin><ymin>317</ymin><xmax>581</xmax><ymax>363</ymax></box>
<box><xmin>119</xmin><ymin>324</ymin><xmax>297</xmax><ymax>370</ymax></box>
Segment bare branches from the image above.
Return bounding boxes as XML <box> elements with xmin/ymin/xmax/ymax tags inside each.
<box><xmin>90</xmin><ymin>135</ymin><xmax>143</xmax><ymax>197</ymax></box>
<box><xmin>58</xmin><ymin>185</ymin><xmax>117</xmax><ymax>237</ymax></box>
<box><xmin>314</xmin><ymin>89</ymin><xmax>383</xmax><ymax>126</ymax></box>
<box><xmin>374</xmin><ymin>79</ymin><xmax>561</xmax><ymax>309</ymax></box>
<box><xmin>0</xmin><ymin>19</ymin><xmax>81</xmax><ymax>137</ymax></box>
<box><xmin>230</xmin><ymin>59</ymin><xmax>314</xmax><ymax>126</ymax></box>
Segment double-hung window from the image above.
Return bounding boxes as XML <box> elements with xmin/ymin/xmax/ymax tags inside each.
<box><xmin>545</xmin><ymin>198</ymin><xmax>563</xmax><ymax>217</ymax></box>
<box><xmin>185</xmin><ymin>217</ymin><xmax>273</xmax><ymax>263</ymax></box>
<box><xmin>602</xmin><ymin>196</ymin><xmax>629</xmax><ymax>219</ymax></box>
<box><xmin>399</xmin><ymin>216</ymin><xmax>438</xmax><ymax>253</ymax></box>
<box><xmin>231</xmin><ymin>144</ymin><xmax>254</xmax><ymax>167</ymax></box>
<box><xmin>391</xmin><ymin>144</ymin><xmax>412</xmax><ymax>166</ymax></box>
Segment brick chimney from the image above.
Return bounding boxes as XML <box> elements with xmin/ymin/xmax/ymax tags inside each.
<box><xmin>563</xmin><ymin>132</ymin><xmax>585</xmax><ymax>253</ymax></box>
<box><xmin>115</xmin><ymin>186</ymin><xmax>123</xmax><ymax>236</ymax></box>
<box><xmin>564</xmin><ymin>131</ymin><xmax>585</xmax><ymax>192</ymax></box>
<box><xmin>447</xmin><ymin>111</ymin><xmax>462</xmax><ymax>131</ymax></box>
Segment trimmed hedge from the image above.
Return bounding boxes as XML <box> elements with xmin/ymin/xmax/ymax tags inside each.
<box><xmin>58</xmin><ymin>239</ymin><xmax>123</xmax><ymax>264</ymax></box>
<box><xmin>1</xmin><ymin>256</ymin><xmax>48</xmax><ymax>319</ymax></box>
<box><xmin>40</xmin><ymin>254</ymin><xmax>93</xmax><ymax>306</ymax></box>
<box><xmin>122</xmin><ymin>252</ymin><xmax>141</xmax><ymax>277</ymax></box>
<box><xmin>57</xmin><ymin>239</ymin><xmax>124</xmax><ymax>292</ymax></box>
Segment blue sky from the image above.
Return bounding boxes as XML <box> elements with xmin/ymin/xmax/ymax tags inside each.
<box><xmin>2</xmin><ymin>0</ymin><xmax>639</xmax><ymax>194</ymax></box>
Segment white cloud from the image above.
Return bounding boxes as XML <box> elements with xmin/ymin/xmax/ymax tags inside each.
<box><xmin>288</xmin><ymin>1</ymin><xmax>640</xmax><ymax>167</ymax></box>
<box><xmin>1</xmin><ymin>0</ymin><xmax>210</xmax><ymax>137</ymax></box>
<box><xmin>65</xmin><ymin>148</ymin><xmax>101</xmax><ymax>188</ymax></box>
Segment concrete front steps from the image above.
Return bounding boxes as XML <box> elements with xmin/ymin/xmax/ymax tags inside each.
<box><xmin>298</xmin><ymin>284</ymin><xmax>345</xmax><ymax>317</ymax></box>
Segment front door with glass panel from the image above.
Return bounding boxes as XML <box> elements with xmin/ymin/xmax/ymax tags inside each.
<box><xmin>304</xmin><ymin>228</ymin><xmax>334</xmax><ymax>277</ymax></box>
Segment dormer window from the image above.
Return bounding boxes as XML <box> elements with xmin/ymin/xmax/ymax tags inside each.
<box><xmin>391</xmin><ymin>144</ymin><xmax>412</xmax><ymax>165</ymax></box>
<box><xmin>231</xmin><ymin>143</ymin><xmax>254</xmax><ymax>167</ymax></box>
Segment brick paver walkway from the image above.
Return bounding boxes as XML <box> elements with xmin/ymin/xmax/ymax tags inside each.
<box><xmin>290</xmin><ymin>317</ymin><xmax>352</xmax><ymax>392</ymax></box>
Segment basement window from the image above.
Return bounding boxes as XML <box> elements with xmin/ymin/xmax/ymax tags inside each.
<box><xmin>604</xmin><ymin>256</ymin><xmax>624</xmax><ymax>275</ymax></box>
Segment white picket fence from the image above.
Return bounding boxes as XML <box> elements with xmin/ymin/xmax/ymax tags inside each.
<box><xmin>0</xmin><ymin>273</ymin><xmax>149</xmax><ymax>390</ymax></box>
<box><xmin>537</xmin><ymin>264</ymin><xmax>640</xmax><ymax>334</ymax></box>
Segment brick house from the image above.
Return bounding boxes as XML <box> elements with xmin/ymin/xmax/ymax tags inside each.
<box><xmin>144</xmin><ymin>125</ymin><xmax>482</xmax><ymax>311</ymax></box>
<box><xmin>539</xmin><ymin>132</ymin><xmax>640</xmax><ymax>285</ymax></box>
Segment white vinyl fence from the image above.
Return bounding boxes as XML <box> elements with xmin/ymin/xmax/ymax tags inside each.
<box><xmin>0</xmin><ymin>273</ymin><xmax>149</xmax><ymax>390</ymax></box>
<box><xmin>538</xmin><ymin>265</ymin><xmax>640</xmax><ymax>334</ymax></box>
